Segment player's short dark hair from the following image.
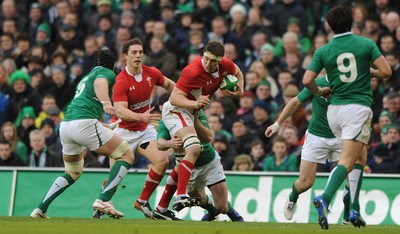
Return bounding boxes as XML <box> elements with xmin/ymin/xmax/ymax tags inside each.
<box><xmin>0</xmin><ymin>140</ymin><xmax>11</xmax><ymax>147</ymax></box>
<box><xmin>93</xmin><ymin>49</ymin><xmax>116</xmax><ymax>70</ymax></box>
<box><xmin>122</xmin><ymin>38</ymin><xmax>143</xmax><ymax>55</ymax></box>
<box><xmin>204</xmin><ymin>41</ymin><xmax>224</xmax><ymax>57</ymax></box>
<box><xmin>158</xmin><ymin>92</ymin><xmax>171</xmax><ymax>106</ymax></box>
<box><xmin>326</xmin><ymin>4</ymin><xmax>353</xmax><ymax>34</ymax></box>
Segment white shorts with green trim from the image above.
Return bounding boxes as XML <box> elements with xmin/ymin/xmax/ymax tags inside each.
<box><xmin>60</xmin><ymin>119</ymin><xmax>113</xmax><ymax>155</ymax></box>
<box><xmin>187</xmin><ymin>152</ymin><xmax>226</xmax><ymax>193</ymax></box>
<box><xmin>301</xmin><ymin>130</ymin><xmax>341</xmax><ymax>164</ymax></box>
<box><xmin>327</xmin><ymin>104</ymin><xmax>372</xmax><ymax>144</ymax></box>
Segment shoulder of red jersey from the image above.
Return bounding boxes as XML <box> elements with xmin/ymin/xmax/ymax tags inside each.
<box><xmin>116</xmin><ymin>67</ymin><xmax>128</xmax><ymax>79</ymax></box>
<box><xmin>219</xmin><ymin>57</ymin><xmax>236</xmax><ymax>74</ymax></box>
<box><xmin>142</xmin><ymin>65</ymin><xmax>163</xmax><ymax>76</ymax></box>
<box><xmin>181</xmin><ymin>58</ymin><xmax>203</xmax><ymax>76</ymax></box>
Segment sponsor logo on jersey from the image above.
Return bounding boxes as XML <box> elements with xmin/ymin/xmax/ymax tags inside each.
<box><xmin>146</xmin><ymin>77</ymin><xmax>152</xmax><ymax>87</ymax></box>
<box><xmin>129</xmin><ymin>99</ymin><xmax>150</xmax><ymax>110</ymax></box>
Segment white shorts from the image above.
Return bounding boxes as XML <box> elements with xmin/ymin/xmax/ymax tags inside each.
<box><xmin>301</xmin><ymin>130</ymin><xmax>341</xmax><ymax>164</ymax></box>
<box><xmin>187</xmin><ymin>152</ymin><xmax>226</xmax><ymax>193</ymax></box>
<box><xmin>60</xmin><ymin>119</ymin><xmax>113</xmax><ymax>155</ymax></box>
<box><xmin>327</xmin><ymin>104</ymin><xmax>372</xmax><ymax>144</ymax></box>
<box><xmin>113</xmin><ymin>124</ymin><xmax>157</xmax><ymax>152</ymax></box>
<box><xmin>161</xmin><ymin>101</ymin><xmax>194</xmax><ymax>136</ymax></box>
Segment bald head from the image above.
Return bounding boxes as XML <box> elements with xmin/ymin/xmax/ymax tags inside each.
<box><xmin>386</xmin><ymin>11</ymin><xmax>400</xmax><ymax>32</ymax></box>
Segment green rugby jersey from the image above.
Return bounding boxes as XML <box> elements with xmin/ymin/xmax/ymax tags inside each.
<box><xmin>157</xmin><ymin>109</ymin><xmax>215</xmax><ymax>167</ymax></box>
<box><xmin>64</xmin><ymin>66</ymin><xmax>116</xmax><ymax>121</ymax></box>
<box><xmin>297</xmin><ymin>76</ymin><xmax>335</xmax><ymax>138</ymax></box>
<box><xmin>308</xmin><ymin>32</ymin><xmax>382</xmax><ymax>107</ymax></box>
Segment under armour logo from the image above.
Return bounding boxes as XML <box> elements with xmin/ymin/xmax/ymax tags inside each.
<box><xmin>129</xmin><ymin>85</ymin><xmax>135</xmax><ymax>91</ymax></box>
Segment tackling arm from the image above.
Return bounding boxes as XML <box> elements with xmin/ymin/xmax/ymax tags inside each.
<box><xmin>194</xmin><ymin>118</ymin><xmax>212</xmax><ymax>143</ymax></box>
<box><xmin>157</xmin><ymin>138</ymin><xmax>173</xmax><ymax>151</ymax></box>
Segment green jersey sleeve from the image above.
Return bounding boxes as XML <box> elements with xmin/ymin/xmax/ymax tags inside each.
<box><xmin>157</xmin><ymin>119</ymin><xmax>171</xmax><ymax>140</ymax></box>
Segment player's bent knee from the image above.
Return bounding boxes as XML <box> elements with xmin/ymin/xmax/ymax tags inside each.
<box><xmin>215</xmin><ymin>204</ymin><xmax>229</xmax><ymax>214</ymax></box>
<box><xmin>64</xmin><ymin>159</ymin><xmax>84</xmax><ymax>181</ymax></box>
<box><xmin>109</xmin><ymin>141</ymin><xmax>129</xmax><ymax>160</ymax></box>
<box><xmin>298</xmin><ymin>180</ymin><xmax>313</xmax><ymax>192</ymax></box>
<box><xmin>183</xmin><ymin>134</ymin><xmax>201</xmax><ymax>151</ymax></box>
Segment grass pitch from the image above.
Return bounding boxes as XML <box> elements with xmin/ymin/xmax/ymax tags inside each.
<box><xmin>1</xmin><ymin>217</ymin><xmax>399</xmax><ymax>234</ymax></box>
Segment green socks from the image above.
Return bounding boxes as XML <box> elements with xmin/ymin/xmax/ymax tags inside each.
<box><xmin>38</xmin><ymin>174</ymin><xmax>75</xmax><ymax>212</ymax></box>
<box><xmin>98</xmin><ymin>161</ymin><xmax>130</xmax><ymax>201</ymax></box>
<box><xmin>201</xmin><ymin>195</ymin><xmax>219</xmax><ymax>217</ymax></box>
<box><xmin>289</xmin><ymin>183</ymin><xmax>300</xmax><ymax>203</ymax></box>
<box><xmin>323</xmin><ymin>165</ymin><xmax>348</xmax><ymax>204</ymax></box>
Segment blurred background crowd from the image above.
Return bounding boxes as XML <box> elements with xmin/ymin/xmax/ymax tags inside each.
<box><xmin>0</xmin><ymin>0</ymin><xmax>400</xmax><ymax>174</ymax></box>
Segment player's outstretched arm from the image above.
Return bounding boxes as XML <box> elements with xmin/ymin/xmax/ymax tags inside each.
<box><xmin>94</xmin><ymin>77</ymin><xmax>114</xmax><ymax>115</ymax></box>
<box><xmin>265</xmin><ymin>97</ymin><xmax>302</xmax><ymax>137</ymax></box>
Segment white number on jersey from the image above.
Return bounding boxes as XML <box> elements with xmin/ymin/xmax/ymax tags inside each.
<box><xmin>74</xmin><ymin>77</ymin><xmax>88</xmax><ymax>98</ymax></box>
<box><xmin>337</xmin><ymin>52</ymin><xmax>357</xmax><ymax>83</ymax></box>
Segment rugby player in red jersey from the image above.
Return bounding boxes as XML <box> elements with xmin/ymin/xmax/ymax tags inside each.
<box><xmin>162</xmin><ymin>40</ymin><xmax>244</xmax><ymax>211</ymax></box>
<box><xmin>112</xmin><ymin>38</ymin><xmax>175</xmax><ymax>218</ymax></box>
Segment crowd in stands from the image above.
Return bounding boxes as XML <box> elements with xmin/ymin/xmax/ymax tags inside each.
<box><xmin>0</xmin><ymin>0</ymin><xmax>400</xmax><ymax>174</ymax></box>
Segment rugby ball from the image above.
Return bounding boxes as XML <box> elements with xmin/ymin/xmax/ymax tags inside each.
<box><xmin>220</xmin><ymin>74</ymin><xmax>239</xmax><ymax>92</ymax></box>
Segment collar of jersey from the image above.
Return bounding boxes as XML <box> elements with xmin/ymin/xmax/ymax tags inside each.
<box><xmin>125</xmin><ymin>66</ymin><xmax>142</xmax><ymax>82</ymax></box>
<box><xmin>333</xmin><ymin>31</ymin><xmax>353</xmax><ymax>39</ymax></box>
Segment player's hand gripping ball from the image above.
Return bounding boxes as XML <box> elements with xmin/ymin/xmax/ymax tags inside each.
<box><xmin>220</xmin><ymin>74</ymin><xmax>239</xmax><ymax>92</ymax></box>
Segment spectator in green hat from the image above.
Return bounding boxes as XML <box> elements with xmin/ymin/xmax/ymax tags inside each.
<box><xmin>15</xmin><ymin>106</ymin><xmax>36</xmax><ymax>127</ymax></box>
<box><xmin>371</xmin><ymin>110</ymin><xmax>396</xmax><ymax>145</ymax></box>
<box><xmin>386</xmin><ymin>124</ymin><xmax>400</xmax><ymax>172</ymax></box>
<box><xmin>36</xmin><ymin>22</ymin><xmax>52</xmax><ymax>46</ymax></box>
<box><xmin>35</xmin><ymin>22</ymin><xmax>56</xmax><ymax>57</ymax></box>
<box><xmin>379</xmin><ymin>110</ymin><xmax>394</xmax><ymax>129</ymax></box>
<box><xmin>5</xmin><ymin>70</ymin><xmax>42</xmax><ymax>124</ymax></box>
<box><xmin>15</xmin><ymin>106</ymin><xmax>37</xmax><ymax>150</ymax></box>
<box><xmin>260</xmin><ymin>43</ymin><xmax>280</xmax><ymax>79</ymax></box>
<box><xmin>8</xmin><ymin>69</ymin><xmax>30</xmax><ymax>86</ymax></box>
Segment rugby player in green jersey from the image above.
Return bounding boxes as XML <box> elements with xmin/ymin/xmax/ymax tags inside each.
<box><xmin>303</xmin><ymin>4</ymin><xmax>391</xmax><ymax>229</ymax></box>
<box><xmin>30</xmin><ymin>49</ymin><xmax>135</xmax><ymax>219</ymax></box>
<box><xmin>266</xmin><ymin>76</ymin><xmax>364</xmax><ymax>225</ymax></box>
